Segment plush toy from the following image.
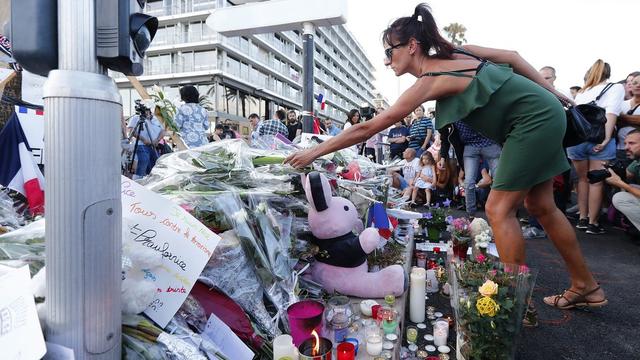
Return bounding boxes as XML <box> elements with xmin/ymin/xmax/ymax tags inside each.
<box><xmin>303</xmin><ymin>171</ymin><xmax>407</xmax><ymax>298</ymax></box>
<box><xmin>121</xmin><ymin>232</ymin><xmax>163</xmax><ymax>315</ymax></box>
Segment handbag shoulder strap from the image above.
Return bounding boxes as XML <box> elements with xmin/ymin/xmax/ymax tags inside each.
<box><xmin>595</xmin><ymin>83</ymin><xmax>615</xmax><ymax>102</ymax></box>
<box><xmin>629</xmin><ymin>102</ymin><xmax>640</xmax><ymax>115</ymax></box>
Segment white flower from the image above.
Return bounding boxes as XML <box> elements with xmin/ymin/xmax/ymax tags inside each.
<box><xmin>469</xmin><ymin>218</ymin><xmax>491</xmax><ymax>238</ymax></box>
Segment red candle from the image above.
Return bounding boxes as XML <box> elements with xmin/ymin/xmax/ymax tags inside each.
<box><xmin>371</xmin><ymin>304</ymin><xmax>382</xmax><ymax>320</ymax></box>
<box><xmin>337</xmin><ymin>342</ymin><xmax>355</xmax><ymax>360</ymax></box>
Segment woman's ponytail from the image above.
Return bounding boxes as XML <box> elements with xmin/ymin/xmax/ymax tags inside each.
<box><xmin>382</xmin><ymin>3</ymin><xmax>454</xmax><ymax>59</ymax></box>
<box><xmin>582</xmin><ymin>59</ymin><xmax>611</xmax><ymax>91</ymax></box>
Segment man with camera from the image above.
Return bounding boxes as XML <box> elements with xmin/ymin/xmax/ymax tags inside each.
<box><xmin>126</xmin><ymin>100</ymin><xmax>165</xmax><ymax>180</ymax></box>
<box><xmin>604</xmin><ymin>130</ymin><xmax>640</xmax><ymax>234</ymax></box>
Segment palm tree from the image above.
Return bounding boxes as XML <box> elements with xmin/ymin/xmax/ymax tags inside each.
<box><xmin>443</xmin><ymin>23</ymin><xmax>467</xmax><ymax>46</ymax></box>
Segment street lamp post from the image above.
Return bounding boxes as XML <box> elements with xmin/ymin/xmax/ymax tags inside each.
<box><xmin>42</xmin><ymin>0</ymin><xmax>122</xmax><ymax>358</ymax></box>
<box><xmin>301</xmin><ymin>22</ymin><xmax>315</xmax><ymax>134</ymax></box>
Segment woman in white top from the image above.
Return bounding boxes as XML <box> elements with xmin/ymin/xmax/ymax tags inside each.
<box><xmin>567</xmin><ymin>60</ymin><xmax>625</xmax><ymax>235</ymax></box>
<box><xmin>617</xmin><ymin>74</ymin><xmax>640</xmax><ymax>162</ymax></box>
<box><xmin>343</xmin><ymin>109</ymin><xmax>361</xmax><ymax>153</ymax></box>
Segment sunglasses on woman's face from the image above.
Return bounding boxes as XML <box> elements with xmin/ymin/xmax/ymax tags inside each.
<box><xmin>385</xmin><ymin>42</ymin><xmax>408</xmax><ymax>61</ymax></box>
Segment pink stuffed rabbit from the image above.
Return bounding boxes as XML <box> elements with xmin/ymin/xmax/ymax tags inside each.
<box><xmin>303</xmin><ymin>171</ymin><xmax>406</xmax><ymax>298</ymax></box>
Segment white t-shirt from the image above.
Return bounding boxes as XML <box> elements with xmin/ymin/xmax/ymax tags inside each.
<box><xmin>574</xmin><ymin>83</ymin><xmax>625</xmax><ymax>115</ymax></box>
<box><xmin>127</xmin><ymin>115</ymin><xmax>164</xmax><ymax>143</ymax></box>
<box><xmin>400</xmin><ymin>158</ymin><xmax>421</xmax><ymax>183</ymax></box>
<box><xmin>618</xmin><ymin>100</ymin><xmax>640</xmax><ymax>149</ymax></box>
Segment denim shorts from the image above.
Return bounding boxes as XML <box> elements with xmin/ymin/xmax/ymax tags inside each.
<box><xmin>566</xmin><ymin>140</ymin><xmax>616</xmax><ymax>161</ymax></box>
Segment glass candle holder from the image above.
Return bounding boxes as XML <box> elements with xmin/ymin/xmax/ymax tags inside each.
<box><xmin>366</xmin><ymin>332</ymin><xmax>383</xmax><ymax>356</ymax></box>
<box><xmin>287</xmin><ymin>300</ymin><xmax>325</xmax><ymax>346</ymax></box>
<box><xmin>381</xmin><ymin>309</ymin><xmax>398</xmax><ymax>335</ymax></box>
<box><xmin>416</xmin><ymin>251</ymin><xmax>427</xmax><ymax>268</ymax></box>
<box><xmin>406</xmin><ymin>325</ymin><xmax>418</xmax><ymax>344</ymax></box>
<box><xmin>433</xmin><ymin>319</ymin><xmax>449</xmax><ymax>347</ymax></box>
<box><xmin>337</xmin><ymin>342</ymin><xmax>355</xmax><ymax>360</ymax></box>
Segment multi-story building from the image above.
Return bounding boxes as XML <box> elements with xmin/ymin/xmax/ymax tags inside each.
<box><xmin>113</xmin><ymin>0</ymin><xmax>380</xmax><ymax>136</ymax></box>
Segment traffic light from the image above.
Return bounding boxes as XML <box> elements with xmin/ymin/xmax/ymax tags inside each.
<box><xmin>10</xmin><ymin>0</ymin><xmax>58</xmax><ymax>77</ymax></box>
<box><xmin>96</xmin><ymin>0</ymin><xmax>158</xmax><ymax>76</ymax></box>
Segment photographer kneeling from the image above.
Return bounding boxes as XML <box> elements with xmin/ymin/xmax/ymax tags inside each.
<box><xmin>602</xmin><ymin>130</ymin><xmax>640</xmax><ymax>233</ymax></box>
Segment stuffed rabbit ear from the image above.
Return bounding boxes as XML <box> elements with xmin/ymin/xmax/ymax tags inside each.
<box><xmin>304</xmin><ymin>171</ymin><xmax>332</xmax><ymax>212</ymax></box>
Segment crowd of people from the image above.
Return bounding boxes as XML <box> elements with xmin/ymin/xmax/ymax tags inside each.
<box><xmin>386</xmin><ymin>62</ymin><xmax>640</xmax><ymax>241</ymax></box>
<box><xmin>124</xmin><ymin>66</ymin><xmax>640</xmax><ymax>245</ymax></box>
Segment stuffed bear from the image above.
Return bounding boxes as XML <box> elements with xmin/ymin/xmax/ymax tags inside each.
<box><xmin>303</xmin><ymin>171</ymin><xmax>406</xmax><ymax>298</ymax></box>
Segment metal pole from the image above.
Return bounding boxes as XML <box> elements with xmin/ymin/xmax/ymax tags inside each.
<box><xmin>43</xmin><ymin>0</ymin><xmax>121</xmax><ymax>358</ymax></box>
<box><xmin>301</xmin><ymin>22</ymin><xmax>315</xmax><ymax>133</ymax></box>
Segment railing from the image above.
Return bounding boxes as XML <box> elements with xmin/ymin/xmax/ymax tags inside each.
<box><xmin>145</xmin><ymin>1</ymin><xmax>218</xmax><ymax>17</ymax></box>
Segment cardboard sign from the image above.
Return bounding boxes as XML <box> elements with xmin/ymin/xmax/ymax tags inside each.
<box><xmin>0</xmin><ymin>265</ymin><xmax>47</xmax><ymax>360</ymax></box>
<box><xmin>120</xmin><ymin>176</ymin><xmax>221</xmax><ymax>328</ymax></box>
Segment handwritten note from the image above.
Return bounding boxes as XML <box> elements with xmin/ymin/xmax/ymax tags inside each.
<box><xmin>203</xmin><ymin>314</ymin><xmax>254</xmax><ymax>360</ymax></box>
<box><xmin>0</xmin><ymin>265</ymin><xmax>47</xmax><ymax>360</ymax></box>
<box><xmin>121</xmin><ymin>176</ymin><xmax>221</xmax><ymax>328</ymax></box>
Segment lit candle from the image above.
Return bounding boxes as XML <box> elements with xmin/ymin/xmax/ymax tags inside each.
<box><xmin>337</xmin><ymin>342</ymin><xmax>355</xmax><ymax>360</ymax></box>
<box><xmin>433</xmin><ymin>319</ymin><xmax>449</xmax><ymax>347</ymax></box>
<box><xmin>410</xmin><ymin>267</ymin><xmax>427</xmax><ymax>323</ymax></box>
<box><xmin>366</xmin><ymin>334</ymin><xmax>383</xmax><ymax>356</ymax></box>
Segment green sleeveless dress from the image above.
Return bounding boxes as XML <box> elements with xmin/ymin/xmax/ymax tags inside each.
<box><xmin>427</xmin><ymin>59</ymin><xmax>570</xmax><ymax>191</ymax></box>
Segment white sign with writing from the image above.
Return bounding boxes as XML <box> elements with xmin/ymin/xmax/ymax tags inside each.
<box><xmin>121</xmin><ymin>176</ymin><xmax>221</xmax><ymax>328</ymax></box>
<box><xmin>15</xmin><ymin>105</ymin><xmax>45</xmax><ymax>165</ymax></box>
<box><xmin>0</xmin><ymin>265</ymin><xmax>47</xmax><ymax>360</ymax></box>
<box><xmin>21</xmin><ymin>70</ymin><xmax>46</xmax><ymax>106</ymax></box>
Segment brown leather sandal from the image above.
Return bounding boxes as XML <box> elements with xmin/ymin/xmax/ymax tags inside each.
<box><xmin>544</xmin><ymin>286</ymin><xmax>608</xmax><ymax>310</ymax></box>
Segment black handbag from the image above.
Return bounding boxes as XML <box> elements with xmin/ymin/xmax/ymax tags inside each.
<box><xmin>563</xmin><ymin>83</ymin><xmax>614</xmax><ymax>147</ymax></box>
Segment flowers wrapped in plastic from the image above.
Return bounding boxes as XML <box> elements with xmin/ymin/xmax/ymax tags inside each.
<box><xmin>451</xmin><ymin>257</ymin><xmax>538</xmax><ymax>360</ymax></box>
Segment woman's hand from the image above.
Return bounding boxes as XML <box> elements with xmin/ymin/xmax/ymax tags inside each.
<box><xmin>553</xmin><ymin>90</ymin><xmax>575</xmax><ymax>107</ymax></box>
<box><xmin>283</xmin><ymin>148</ymin><xmax>318</xmax><ymax>168</ymax></box>
<box><xmin>593</xmin><ymin>138</ymin><xmax>610</xmax><ymax>153</ymax></box>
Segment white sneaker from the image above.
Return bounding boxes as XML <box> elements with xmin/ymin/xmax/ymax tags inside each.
<box><xmin>523</xmin><ymin>226</ymin><xmax>546</xmax><ymax>239</ymax></box>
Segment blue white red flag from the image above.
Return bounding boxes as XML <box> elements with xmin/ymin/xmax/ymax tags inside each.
<box><xmin>315</xmin><ymin>93</ymin><xmax>326</xmax><ymax>110</ymax></box>
<box><xmin>366</xmin><ymin>202</ymin><xmax>398</xmax><ymax>239</ymax></box>
<box><xmin>0</xmin><ymin>112</ymin><xmax>45</xmax><ymax>215</ymax></box>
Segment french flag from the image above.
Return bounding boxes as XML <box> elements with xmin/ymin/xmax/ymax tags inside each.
<box><xmin>315</xmin><ymin>93</ymin><xmax>326</xmax><ymax>110</ymax></box>
<box><xmin>0</xmin><ymin>112</ymin><xmax>45</xmax><ymax>215</ymax></box>
<box><xmin>366</xmin><ymin>202</ymin><xmax>398</xmax><ymax>240</ymax></box>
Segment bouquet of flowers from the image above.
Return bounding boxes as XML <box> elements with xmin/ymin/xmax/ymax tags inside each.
<box><xmin>448</xmin><ymin>217</ymin><xmax>472</xmax><ymax>260</ymax></box>
<box><xmin>473</xmin><ymin>230</ymin><xmax>492</xmax><ymax>252</ymax></box>
<box><xmin>452</xmin><ymin>256</ymin><xmax>537</xmax><ymax>360</ymax></box>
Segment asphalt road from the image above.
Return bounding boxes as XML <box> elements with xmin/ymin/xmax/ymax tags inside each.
<box><xmin>515</xmin><ymin>219</ymin><xmax>640</xmax><ymax>360</ymax></box>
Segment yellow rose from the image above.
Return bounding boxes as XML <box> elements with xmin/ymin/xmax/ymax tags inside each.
<box><xmin>476</xmin><ymin>296</ymin><xmax>499</xmax><ymax>317</ymax></box>
<box><xmin>478</xmin><ymin>280</ymin><xmax>499</xmax><ymax>297</ymax></box>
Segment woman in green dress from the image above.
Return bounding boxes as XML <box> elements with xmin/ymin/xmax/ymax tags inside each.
<box><xmin>285</xmin><ymin>3</ymin><xmax>607</xmax><ymax>310</ymax></box>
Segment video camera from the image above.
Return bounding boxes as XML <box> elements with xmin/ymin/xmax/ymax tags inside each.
<box><xmin>360</xmin><ymin>106</ymin><xmax>376</xmax><ymax>120</ymax></box>
<box><xmin>134</xmin><ymin>99</ymin><xmax>151</xmax><ymax>117</ymax></box>
<box><xmin>587</xmin><ymin>159</ymin><xmax>627</xmax><ymax>184</ymax></box>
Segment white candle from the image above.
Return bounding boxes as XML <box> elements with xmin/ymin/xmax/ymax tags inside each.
<box><xmin>273</xmin><ymin>334</ymin><xmax>298</xmax><ymax>360</ymax></box>
<box><xmin>366</xmin><ymin>334</ymin><xmax>383</xmax><ymax>356</ymax></box>
<box><xmin>426</xmin><ymin>269</ymin><xmax>439</xmax><ymax>293</ymax></box>
<box><xmin>433</xmin><ymin>319</ymin><xmax>449</xmax><ymax>347</ymax></box>
<box><xmin>409</xmin><ymin>267</ymin><xmax>426</xmax><ymax>323</ymax></box>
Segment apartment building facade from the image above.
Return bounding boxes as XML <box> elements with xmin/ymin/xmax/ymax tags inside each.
<box><xmin>113</xmin><ymin>0</ymin><xmax>380</xmax><ymax>136</ymax></box>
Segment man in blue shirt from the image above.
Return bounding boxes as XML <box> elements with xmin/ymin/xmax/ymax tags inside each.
<box><xmin>324</xmin><ymin>118</ymin><xmax>342</xmax><ymax>136</ymax></box>
<box><xmin>388</xmin><ymin>120</ymin><xmax>409</xmax><ymax>160</ymax></box>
